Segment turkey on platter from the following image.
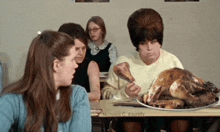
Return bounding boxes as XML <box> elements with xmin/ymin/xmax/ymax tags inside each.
<box><xmin>113</xmin><ymin>62</ymin><xmax>219</xmax><ymax>109</ymax></box>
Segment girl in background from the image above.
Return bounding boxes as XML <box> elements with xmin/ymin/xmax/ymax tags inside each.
<box><xmin>86</xmin><ymin>16</ymin><xmax>118</xmax><ymax>72</ymax></box>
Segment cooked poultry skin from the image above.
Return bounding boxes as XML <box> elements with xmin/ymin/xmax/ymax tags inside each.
<box><xmin>145</xmin><ymin>68</ymin><xmax>219</xmax><ymax>109</ymax></box>
<box><xmin>113</xmin><ymin>62</ymin><xmax>135</xmax><ymax>83</ymax></box>
<box><xmin>113</xmin><ymin>62</ymin><xmax>219</xmax><ymax>109</ymax></box>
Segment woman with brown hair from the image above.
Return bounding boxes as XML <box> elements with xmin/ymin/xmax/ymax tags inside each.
<box><xmin>102</xmin><ymin>8</ymin><xmax>190</xmax><ymax>132</ymax></box>
<box><xmin>86</xmin><ymin>16</ymin><xmax>118</xmax><ymax>72</ymax></box>
<box><xmin>0</xmin><ymin>30</ymin><xmax>91</xmax><ymax>131</ymax></box>
<box><xmin>58</xmin><ymin>23</ymin><xmax>101</xmax><ymax>101</ymax></box>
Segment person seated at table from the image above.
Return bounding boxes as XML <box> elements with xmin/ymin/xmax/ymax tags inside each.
<box><xmin>102</xmin><ymin>8</ymin><xmax>190</xmax><ymax>132</ymax></box>
<box><xmin>0</xmin><ymin>30</ymin><xmax>91</xmax><ymax>132</ymax></box>
<box><xmin>58</xmin><ymin>23</ymin><xmax>101</xmax><ymax>101</ymax></box>
<box><xmin>85</xmin><ymin>16</ymin><xmax>118</xmax><ymax>72</ymax></box>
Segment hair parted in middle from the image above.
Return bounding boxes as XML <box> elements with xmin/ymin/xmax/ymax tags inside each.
<box><xmin>127</xmin><ymin>8</ymin><xmax>164</xmax><ymax>51</ymax></box>
<box><xmin>86</xmin><ymin>16</ymin><xmax>106</xmax><ymax>42</ymax></box>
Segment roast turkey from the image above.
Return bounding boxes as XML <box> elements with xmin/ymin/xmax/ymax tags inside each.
<box><xmin>145</xmin><ymin>68</ymin><xmax>219</xmax><ymax>109</ymax></box>
<box><xmin>113</xmin><ymin>62</ymin><xmax>219</xmax><ymax>109</ymax></box>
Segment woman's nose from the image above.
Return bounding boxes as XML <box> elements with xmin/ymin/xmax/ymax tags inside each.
<box><xmin>147</xmin><ymin>44</ymin><xmax>152</xmax><ymax>51</ymax></box>
<box><xmin>78</xmin><ymin>49</ymin><xmax>83</xmax><ymax>55</ymax></box>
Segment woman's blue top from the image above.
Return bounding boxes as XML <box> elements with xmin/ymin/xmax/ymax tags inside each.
<box><xmin>0</xmin><ymin>85</ymin><xmax>92</xmax><ymax>132</ymax></box>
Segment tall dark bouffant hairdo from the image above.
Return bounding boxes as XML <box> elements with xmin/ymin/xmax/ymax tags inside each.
<box><xmin>127</xmin><ymin>8</ymin><xmax>164</xmax><ymax>51</ymax></box>
<box><xmin>2</xmin><ymin>30</ymin><xmax>75</xmax><ymax>132</ymax></box>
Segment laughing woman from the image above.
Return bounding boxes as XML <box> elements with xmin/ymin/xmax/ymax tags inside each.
<box><xmin>0</xmin><ymin>30</ymin><xmax>91</xmax><ymax>132</ymax></box>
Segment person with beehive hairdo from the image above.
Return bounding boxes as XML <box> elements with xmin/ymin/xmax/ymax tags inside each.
<box><xmin>101</xmin><ymin>8</ymin><xmax>194</xmax><ymax>132</ymax></box>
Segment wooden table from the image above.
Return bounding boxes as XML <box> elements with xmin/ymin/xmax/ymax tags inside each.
<box><xmin>90</xmin><ymin>99</ymin><xmax>220</xmax><ymax>132</ymax></box>
<box><xmin>91</xmin><ymin>99</ymin><xmax>220</xmax><ymax>117</ymax></box>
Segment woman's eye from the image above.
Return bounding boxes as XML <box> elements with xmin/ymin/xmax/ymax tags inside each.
<box><xmin>140</xmin><ymin>42</ymin><xmax>145</xmax><ymax>45</ymax></box>
<box><xmin>151</xmin><ymin>40</ymin><xmax>157</xmax><ymax>44</ymax></box>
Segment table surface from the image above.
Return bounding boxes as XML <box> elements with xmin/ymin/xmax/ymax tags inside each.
<box><xmin>90</xmin><ymin>99</ymin><xmax>220</xmax><ymax>117</ymax></box>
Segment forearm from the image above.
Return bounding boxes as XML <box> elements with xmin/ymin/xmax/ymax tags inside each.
<box><xmin>88</xmin><ymin>61</ymin><xmax>101</xmax><ymax>101</ymax></box>
<box><xmin>101</xmin><ymin>84</ymin><xmax>129</xmax><ymax>99</ymax></box>
<box><xmin>88</xmin><ymin>90</ymin><xmax>100</xmax><ymax>101</ymax></box>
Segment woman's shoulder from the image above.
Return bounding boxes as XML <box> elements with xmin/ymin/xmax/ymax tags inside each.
<box><xmin>116</xmin><ymin>52</ymin><xmax>137</xmax><ymax>64</ymax></box>
<box><xmin>108</xmin><ymin>42</ymin><xmax>116</xmax><ymax>47</ymax></box>
<box><xmin>70</xmin><ymin>85</ymin><xmax>88</xmax><ymax>100</ymax></box>
<box><xmin>0</xmin><ymin>93</ymin><xmax>23</xmax><ymax>101</ymax></box>
<box><xmin>107</xmin><ymin>42</ymin><xmax>117</xmax><ymax>49</ymax></box>
<box><xmin>70</xmin><ymin>85</ymin><xmax>90</xmax><ymax>108</ymax></box>
<box><xmin>160</xmin><ymin>49</ymin><xmax>183</xmax><ymax>68</ymax></box>
<box><xmin>161</xmin><ymin>49</ymin><xmax>179</xmax><ymax>60</ymax></box>
<box><xmin>88</xmin><ymin>60</ymin><xmax>99</xmax><ymax>71</ymax></box>
<box><xmin>0</xmin><ymin>93</ymin><xmax>25</xmax><ymax>115</ymax></box>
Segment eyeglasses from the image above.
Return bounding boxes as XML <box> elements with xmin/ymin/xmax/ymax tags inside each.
<box><xmin>88</xmin><ymin>28</ymin><xmax>100</xmax><ymax>33</ymax></box>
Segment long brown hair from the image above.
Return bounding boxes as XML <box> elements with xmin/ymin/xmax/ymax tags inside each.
<box><xmin>2</xmin><ymin>30</ymin><xmax>75</xmax><ymax>132</ymax></box>
<box><xmin>86</xmin><ymin>16</ymin><xmax>106</xmax><ymax>42</ymax></box>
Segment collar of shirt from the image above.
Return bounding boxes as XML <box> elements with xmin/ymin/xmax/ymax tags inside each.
<box><xmin>88</xmin><ymin>40</ymin><xmax>109</xmax><ymax>55</ymax></box>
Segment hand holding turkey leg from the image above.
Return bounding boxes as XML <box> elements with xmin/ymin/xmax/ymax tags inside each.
<box><xmin>113</xmin><ymin>62</ymin><xmax>141</xmax><ymax>97</ymax></box>
<box><xmin>125</xmin><ymin>82</ymin><xmax>141</xmax><ymax>98</ymax></box>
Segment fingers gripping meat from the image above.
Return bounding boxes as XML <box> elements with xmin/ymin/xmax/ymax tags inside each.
<box><xmin>113</xmin><ymin>63</ymin><xmax>219</xmax><ymax>109</ymax></box>
<box><xmin>113</xmin><ymin>62</ymin><xmax>135</xmax><ymax>83</ymax></box>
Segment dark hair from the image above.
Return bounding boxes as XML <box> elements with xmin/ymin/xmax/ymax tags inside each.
<box><xmin>2</xmin><ymin>30</ymin><xmax>75</xmax><ymax>132</ymax></box>
<box><xmin>58</xmin><ymin>23</ymin><xmax>88</xmax><ymax>48</ymax></box>
<box><xmin>86</xmin><ymin>16</ymin><xmax>106</xmax><ymax>42</ymax></box>
<box><xmin>127</xmin><ymin>8</ymin><xmax>164</xmax><ymax>51</ymax></box>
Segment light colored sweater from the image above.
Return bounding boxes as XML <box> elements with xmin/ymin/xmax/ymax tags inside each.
<box><xmin>102</xmin><ymin>49</ymin><xmax>184</xmax><ymax>99</ymax></box>
<box><xmin>0</xmin><ymin>85</ymin><xmax>91</xmax><ymax>132</ymax></box>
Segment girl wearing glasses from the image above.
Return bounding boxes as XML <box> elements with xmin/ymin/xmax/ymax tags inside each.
<box><xmin>86</xmin><ymin>16</ymin><xmax>118</xmax><ymax>72</ymax></box>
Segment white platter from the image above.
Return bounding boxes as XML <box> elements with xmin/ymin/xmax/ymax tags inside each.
<box><xmin>136</xmin><ymin>98</ymin><xmax>219</xmax><ymax>111</ymax></box>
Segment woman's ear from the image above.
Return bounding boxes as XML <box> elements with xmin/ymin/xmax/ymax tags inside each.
<box><xmin>53</xmin><ymin>59</ymin><xmax>60</xmax><ymax>72</ymax></box>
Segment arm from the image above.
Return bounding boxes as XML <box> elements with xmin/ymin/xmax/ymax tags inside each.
<box><xmin>70</xmin><ymin>87</ymin><xmax>91</xmax><ymax>132</ymax></box>
<box><xmin>87</xmin><ymin>61</ymin><xmax>101</xmax><ymax>101</ymax></box>
<box><xmin>102</xmin><ymin>83</ymin><xmax>130</xmax><ymax>99</ymax></box>
<box><xmin>108</xmin><ymin>44</ymin><xmax>118</xmax><ymax>64</ymax></box>
<box><xmin>101</xmin><ymin>56</ymin><xmax>132</xmax><ymax>99</ymax></box>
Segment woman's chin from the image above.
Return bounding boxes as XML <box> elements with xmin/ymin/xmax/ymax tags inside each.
<box><xmin>76</xmin><ymin>59</ymin><xmax>83</xmax><ymax>64</ymax></box>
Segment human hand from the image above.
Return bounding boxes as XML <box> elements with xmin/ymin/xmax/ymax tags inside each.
<box><xmin>125</xmin><ymin>82</ymin><xmax>141</xmax><ymax>98</ymax></box>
